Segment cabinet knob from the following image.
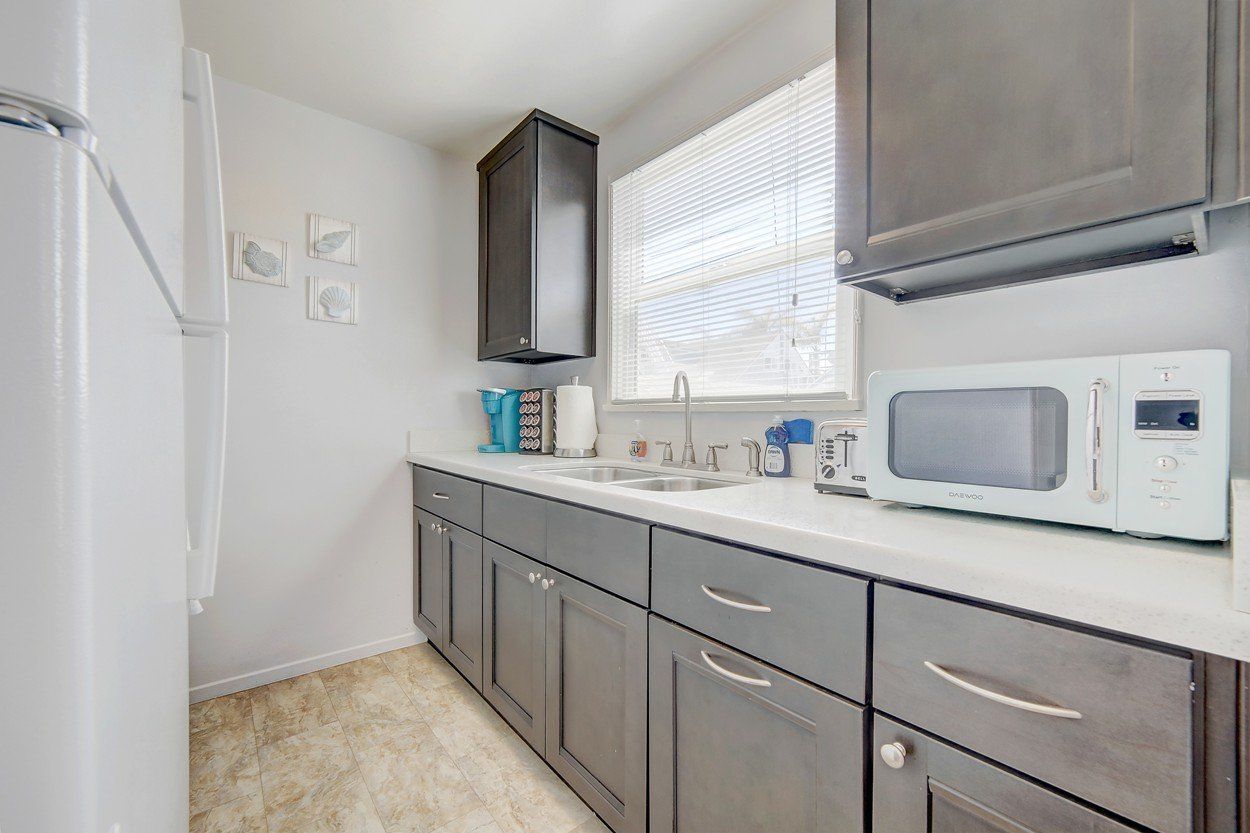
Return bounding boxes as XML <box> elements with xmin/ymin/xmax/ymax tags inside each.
<box><xmin>429</xmin><ymin>522</ymin><xmax>438</xmax><ymax>531</ymax></box>
<box><xmin>836</xmin><ymin>249</ymin><xmax>855</xmax><ymax>266</ymax></box>
<box><xmin>519</xmin><ymin>337</ymin><xmax>529</xmax><ymax>345</ymax></box>
<box><xmin>541</xmin><ymin>578</ymin><xmax>554</xmax><ymax>590</ymax></box>
<box><xmin>528</xmin><ymin>572</ymin><xmax>537</xmax><ymax>584</ymax></box>
<box><xmin>880</xmin><ymin>742</ymin><xmax>908</xmax><ymax>770</ymax></box>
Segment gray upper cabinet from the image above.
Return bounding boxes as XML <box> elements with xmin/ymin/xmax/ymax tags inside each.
<box><xmin>835</xmin><ymin>0</ymin><xmax>1212</xmax><ymax>301</ymax></box>
<box><xmin>649</xmin><ymin>616</ymin><xmax>865</xmax><ymax>833</ymax></box>
<box><xmin>413</xmin><ymin>509</ymin><xmax>443</xmax><ymax>646</ymax></box>
<box><xmin>873</xmin><ymin>715</ymin><xmax>1137</xmax><ymax>833</ymax></box>
<box><xmin>442</xmin><ymin>522</ymin><xmax>484</xmax><ymax>692</ymax></box>
<box><xmin>482</xmin><ymin>541</ymin><xmax>548</xmax><ymax>752</ymax></box>
<box><xmin>544</xmin><ymin>569</ymin><xmax>647</xmax><ymax>833</ymax></box>
<box><xmin>478</xmin><ymin>110</ymin><xmax>598</xmax><ymax>363</ymax></box>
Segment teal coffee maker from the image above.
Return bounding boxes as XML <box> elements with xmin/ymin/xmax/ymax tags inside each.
<box><xmin>477</xmin><ymin>388</ymin><xmax>521</xmax><ymax>452</ymax></box>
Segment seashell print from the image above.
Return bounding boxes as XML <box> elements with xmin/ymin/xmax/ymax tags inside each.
<box><xmin>241</xmin><ymin>240</ymin><xmax>283</xmax><ymax>277</ymax></box>
<box><xmin>318</xmin><ymin>285</ymin><xmax>353</xmax><ymax>318</ymax></box>
<box><xmin>314</xmin><ymin>229</ymin><xmax>351</xmax><ymax>253</ymax></box>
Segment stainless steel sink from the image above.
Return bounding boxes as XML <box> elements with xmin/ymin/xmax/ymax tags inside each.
<box><xmin>532</xmin><ymin>466</ymin><xmax>655</xmax><ymax>483</ymax></box>
<box><xmin>613</xmin><ymin>476</ymin><xmax>740</xmax><ymax>492</ymax></box>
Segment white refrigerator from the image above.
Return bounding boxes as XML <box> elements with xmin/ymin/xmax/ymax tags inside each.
<box><xmin>0</xmin><ymin>2</ymin><xmax>228</xmax><ymax>831</ymax></box>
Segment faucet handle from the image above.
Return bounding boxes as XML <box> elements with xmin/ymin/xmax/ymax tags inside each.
<box><xmin>656</xmin><ymin>440</ymin><xmax>674</xmax><ymax>463</ymax></box>
<box><xmin>704</xmin><ymin>443</ymin><xmax>729</xmax><ymax>471</ymax></box>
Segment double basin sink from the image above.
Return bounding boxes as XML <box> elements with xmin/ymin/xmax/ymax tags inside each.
<box><xmin>530</xmin><ymin>465</ymin><xmax>750</xmax><ymax>492</ymax></box>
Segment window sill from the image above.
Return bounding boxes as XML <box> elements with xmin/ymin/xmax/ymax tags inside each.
<box><xmin>603</xmin><ymin>399</ymin><xmax>863</xmax><ymax>414</ymax></box>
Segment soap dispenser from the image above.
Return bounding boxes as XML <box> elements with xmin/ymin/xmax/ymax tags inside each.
<box><xmin>763</xmin><ymin>415</ymin><xmax>791</xmax><ymax>477</ymax></box>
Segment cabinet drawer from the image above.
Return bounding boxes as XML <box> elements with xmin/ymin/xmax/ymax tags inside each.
<box><xmin>651</xmin><ymin>529</ymin><xmax>868</xmax><ymax>701</ymax></box>
<box><xmin>413</xmin><ymin>467</ymin><xmax>482</xmax><ymax>533</ymax></box>
<box><xmin>482</xmin><ymin>485</ymin><xmax>546</xmax><ymax>560</ymax></box>
<box><xmin>545</xmin><ymin>503</ymin><xmax>649</xmax><ymax>605</ymax></box>
<box><xmin>874</xmin><ymin>585</ymin><xmax>1195</xmax><ymax>833</ymax></box>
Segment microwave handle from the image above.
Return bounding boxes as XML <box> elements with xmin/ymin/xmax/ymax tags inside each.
<box><xmin>1085</xmin><ymin>379</ymin><xmax>1108</xmax><ymax>503</ymax></box>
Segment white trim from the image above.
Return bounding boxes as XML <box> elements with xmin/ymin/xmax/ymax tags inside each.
<box><xmin>188</xmin><ymin>630</ymin><xmax>425</xmax><ymax>703</ymax></box>
<box><xmin>603</xmin><ymin>398</ymin><xmax>863</xmax><ymax>413</ymax></box>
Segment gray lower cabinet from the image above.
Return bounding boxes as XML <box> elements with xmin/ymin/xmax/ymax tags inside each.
<box><xmin>413</xmin><ymin>508</ymin><xmax>444</xmax><ymax>647</ymax></box>
<box><xmin>649</xmin><ymin>616</ymin><xmax>865</xmax><ymax>833</ymax></box>
<box><xmin>873</xmin><ymin>715</ymin><xmax>1135</xmax><ymax>833</ymax></box>
<box><xmin>544</xmin><ymin>569</ymin><xmax>647</xmax><ymax>833</ymax></box>
<box><xmin>482</xmin><ymin>541</ymin><xmax>547</xmax><ymax>751</ymax></box>
<box><xmin>442</xmin><ymin>522</ymin><xmax>483</xmax><ymax>692</ymax></box>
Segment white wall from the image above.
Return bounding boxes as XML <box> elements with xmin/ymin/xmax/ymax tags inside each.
<box><xmin>534</xmin><ymin>0</ymin><xmax>1250</xmax><ymax>475</ymax></box>
<box><xmin>189</xmin><ymin>78</ymin><xmax>526</xmax><ymax>698</ymax></box>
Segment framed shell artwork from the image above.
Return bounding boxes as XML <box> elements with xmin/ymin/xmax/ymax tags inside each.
<box><xmin>307</xmin><ymin>276</ymin><xmax>358</xmax><ymax>325</ymax></box>
<box><xmin>231</xmin><ymin>233</ymin><xmax>288</xmax><ymax>286</ymax></box>
<box><xmin>308</xmin><ymin>213</ymin><xmax>358</xmax><ymax>265</ymax></box>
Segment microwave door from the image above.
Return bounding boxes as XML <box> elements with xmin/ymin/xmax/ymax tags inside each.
<box><xmin>867</xmin><ymin>358</ymin><xmax>1120</xmax><ymax>530</ymax></box>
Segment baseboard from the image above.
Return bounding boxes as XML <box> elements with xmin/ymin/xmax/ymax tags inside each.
<box><xmin>189</xmin><ymin>630</ymin><xmax>427</xmax><ymax>703</ymax></box>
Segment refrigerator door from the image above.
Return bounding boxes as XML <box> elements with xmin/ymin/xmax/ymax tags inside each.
<box><xmin>0</xmin><ymin>0</ymin><xmax>186</xmax><ymax>311</ymax></box>
<box><xmin>0</xmin><ymin>128</ymin><xmax>188</xmax><ymax>832</ymax></box>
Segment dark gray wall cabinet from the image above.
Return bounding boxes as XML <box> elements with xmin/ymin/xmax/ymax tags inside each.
<box><xmin>477</xmin><ymin>110</ymin><xmax>598</xmax><ymax>362</ymax></box>
<box><xmin>834</xmin><ymin>0</ymin><xmax>1214</xmax><ymax>302</ymax></box>
<box><xmin>649</xmin><ymin>616</ymin><xmax>865</xmax><ymax>833</ymax></box>
<box><xmin>873</xmin><ymin>715</ymin><xmax>1138</xmax><ymax>833</ymax></box>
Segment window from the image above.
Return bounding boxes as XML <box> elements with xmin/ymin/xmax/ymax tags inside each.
<box><xmin>609</xmin><ymin>59</ymin><xmax>853</xmax><ymax>406</ymax></box>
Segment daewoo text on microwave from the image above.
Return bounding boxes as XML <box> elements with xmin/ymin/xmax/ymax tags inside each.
<box><xmin>865</xmin><ymin>351</ymin><xmax>1231</xmax><ymax>541</ymax></box>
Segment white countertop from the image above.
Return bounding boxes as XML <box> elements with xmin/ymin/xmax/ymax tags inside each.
<box><xmin>407</xmin><ymin>451</ymin><xmax>1250</xmax><ymax>661</ymax></box>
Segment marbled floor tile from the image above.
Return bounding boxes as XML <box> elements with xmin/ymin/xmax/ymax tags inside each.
<box><xmin>191</xmin><ymin>691</ymin><xmax>255</xmax><ymax>737</ymax></box>
<box><xmin>418</xmin><ymin>679</ymin><xmax>513</xmax><ymax>760</ymax></box>
<box><xmin>381</xmin><ymin>644</ymin><xmax>461</xmax><ymax>707</ymax></box>
<box><xmin>428</xmin><ymin>806</ymin><xmax>502</xmax><ymax>833</ymax></box>
<box><xmin>453</xmin><ymin>730</ymin><xmax>547</xmax><ymax>805</ymax></box>
<box><xmin>188</xmin><ymin>791</ymin><xmax>266</xmax><ymax>833</ymax></box>
<box><xmin>322</xmin><ymin>673</ymin><xmax>428</xmax><ymax>753</ymax></box>
<box><xmin>250</xmin><ymin>673</ymin><xmax>337</xmax><ymax>746</ymax></box>
<box><xmin>354</xmin><ymin>724</ymin><xmax>485</xmax><ymax>833</ymax></box>
<box><xmin>318</xmin><ymin>656</ymin><xmax>393</xmax><ymax>697</ymax></box>
<box><xmin>482</xmin><ymin>768</ymin><xmax>594</xmax><ymax>833</ymax></box>
<box><xmin>567</xmin><ymin>816</ymin><xmax>612</xmax><ymax>833</ymax></box>
<box><xmin>190</xmin><ymin>723</ymin><xmax>262</xmax><ymax>815</ymax></box>
<box><xmin>259</xmin><ymin>723</ymin><xmax>384</xmax><ymax>833</ymax></box>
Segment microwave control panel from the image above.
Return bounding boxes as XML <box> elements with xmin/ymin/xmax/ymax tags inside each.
<box><xmin>1116</xmin><ymin>351</ymin><xmax>1230</xmax><ymax>540</ymax></box>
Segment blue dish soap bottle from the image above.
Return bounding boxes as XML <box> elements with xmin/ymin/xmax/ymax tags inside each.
<box><xmin>763</xmin><ymin>415</ymin><xmax>791</xmax><ymax>477</ymax></box>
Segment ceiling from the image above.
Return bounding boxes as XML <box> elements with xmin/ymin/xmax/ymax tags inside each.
<box><xmin>182</xmin><ymin>0</ymin><xmax>790</xmax><ymax>158</ymax></box>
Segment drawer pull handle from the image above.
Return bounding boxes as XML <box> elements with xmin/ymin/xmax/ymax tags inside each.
<box><xmin>700</xmin><ymin>650</ymin><xmax>772</xmax><ymax>688</ymax></box>
<box><xmin>700</xmin><ymin>584</ymin><xmax>772</xmax><ymax>613</ymax></box>
<box><xmin>431</xmin><ymin>492</ymin><xmax>451</xmax><ymax>500</ymax></box>
<box><xmin>923</xmin><ymin>661</ymin><xmax>1082</xmax><ymax>720</ymax></box>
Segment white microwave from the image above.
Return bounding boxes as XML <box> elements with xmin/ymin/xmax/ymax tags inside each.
<box><xmin>866</xmin><ymin>350</ymin><xmax>1231</xmax><ymax>541</ymax></box>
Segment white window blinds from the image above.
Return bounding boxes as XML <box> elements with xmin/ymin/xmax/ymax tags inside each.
<box><xmin>609</xmin><ymin>59</ymin><xmax>853</xmax><ymax>406</ymax></box>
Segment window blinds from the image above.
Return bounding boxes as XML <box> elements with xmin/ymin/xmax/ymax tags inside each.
<box><xmin>609</xmin><ymin>59</ymin><xmax>852</xmax><ymax>405</ymax></box>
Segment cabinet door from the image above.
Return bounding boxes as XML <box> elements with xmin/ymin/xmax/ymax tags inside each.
<box><xmin>544</xmin><ymin>570</ymin><xmax>646</xmax><ymax>833</ymax></box>
<box><xmin>873</xmin><ymin>715</ymin><xmax>1136</xmax><ymax>833</ymax></box>
<box><xmin>478</xmin><ymin>123</ymin><xmax>535</xmax><ymax>359</ymax></box>
<box><xmin>413</xmin><ymin>509</ymin><xmax>444</xmax><ymax>646</ymax></box>
<box><xmin>482</xmin><ymin>541</ymin><xmax>547</xmax><ymax>752</ymax></box>
<box><xmin>442</xmin><ymin>522</ymin><xmax>484</xmax><ymax>692</ymax></box>
<box><xmin>649</xmin><ymin>617</ymin><xmax>864</xmax><ymax>833</ymax></box>
<box><xmin>834</xmin><ymin>0</ymin><xmax>1209</xmax><ymax>280</ymax></box>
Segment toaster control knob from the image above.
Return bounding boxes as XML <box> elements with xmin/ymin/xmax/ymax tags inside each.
<box><xmin>822</xmin><ymin>465</ymin><xmax>836</xmax><ymax>479</ymax></box>
<box><xmin>1154</xmin><ymin>455</ymin><xmax>1179</xmax><ymax>472</ymax></box>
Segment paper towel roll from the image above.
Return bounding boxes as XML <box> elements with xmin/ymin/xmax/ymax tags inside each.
<box><xmin>555</xmin><ymin>376</ymin><xmax>597</xmax><ymax>456</ymax></box>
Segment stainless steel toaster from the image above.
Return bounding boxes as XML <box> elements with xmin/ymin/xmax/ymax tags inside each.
<box><xmin>815</xmin><ymin>419</ymin><xmax>869</xmax><ymax>496</ymax></box>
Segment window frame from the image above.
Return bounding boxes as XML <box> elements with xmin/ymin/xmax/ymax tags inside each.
<box><xmin>604</xmin><ymin>48</ymin><xmax>860</xmax><ymax>413</ymax></box>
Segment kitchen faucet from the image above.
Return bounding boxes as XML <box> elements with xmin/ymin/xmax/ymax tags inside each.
<box><xmin>668</xmin><ymin>371</ymin><xmax>698</xmax><ymax>467</ymax></box>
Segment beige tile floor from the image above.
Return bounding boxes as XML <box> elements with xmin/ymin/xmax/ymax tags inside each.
<box><xmin>189</xmin><ymin>643</ymin><xmax>609</xmax><ymax>833</ymax></box>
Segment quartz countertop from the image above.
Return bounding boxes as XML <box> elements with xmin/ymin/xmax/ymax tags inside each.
<box><xmin>406</xmin><ymin>451</ymin><xmax>1250</xmax><ymax>661</ymax></box>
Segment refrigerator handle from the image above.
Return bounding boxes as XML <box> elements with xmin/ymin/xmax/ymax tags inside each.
<box><xmin>183</xmin><ymin>321</ymin><xmax>228</xmax><ymax>613</ymax></box>
<box><xmin>182</xmin><ymin>47</ymin><xmax>228</xmax><ymax>326</ymax></box>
